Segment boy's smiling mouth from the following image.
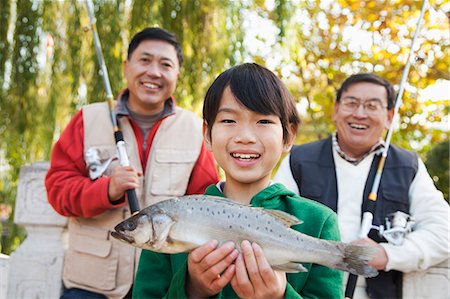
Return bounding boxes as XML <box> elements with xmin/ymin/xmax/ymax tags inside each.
<box><xmin>231</xmin><ymin>152</ymin><xmax>261</xmax><ymax>161</ymax></box>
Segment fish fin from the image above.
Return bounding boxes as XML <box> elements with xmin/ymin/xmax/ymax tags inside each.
<box><xmin>272</xmin><ymin>262</ymin><xmax>308</xmax><ymax>273</ymax></box>
<box><xmin>333</xmin><ymin>242</ymin><xmax>379</xmax><ymax>278</ymax></box>
<box><xmin>265</xmin><ymin>210</ymin><xmax>303</xmax><ymax>227</ymax></box>
<box><xmin>162</xmin><ymin>239</ymin><xmax>199</xmax><ymax>253</ymax></box>
<box><xmin>151</xmin><ymin>213</ymin><xmax>176</xmax><ymax>250</ymax></box>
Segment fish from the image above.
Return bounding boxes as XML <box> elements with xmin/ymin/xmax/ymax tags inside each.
<box><xmin>111</xmin><ymin>195</ymin><xmax>378</xmax><ymax>277</ymax></box>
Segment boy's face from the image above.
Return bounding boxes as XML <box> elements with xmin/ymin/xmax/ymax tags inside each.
<box><xmin>123</xmin><ymin>39</ymin><xmax>180</xmax><ymax>115</ymax></box>
<box><xmin>204</xmin><ymin>87</ymin><xmax>293</xmax><ymax>191</ymax></box>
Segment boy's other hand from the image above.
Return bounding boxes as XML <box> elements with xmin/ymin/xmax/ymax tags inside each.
<box><xmin>231</xmin><ymin>240</ymin><xmax>286</xmax><ymax>299</ymax></box>
<box><xmin>186</xmin><ymin>240</ymin><xmax>239</xmax><ymax>298</ymax></box>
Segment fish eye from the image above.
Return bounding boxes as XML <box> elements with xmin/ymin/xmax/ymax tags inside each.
<box><xmin>124</xmin><ymin>221</ymin><xmax>137</xmax><ymax>231</ymax></box>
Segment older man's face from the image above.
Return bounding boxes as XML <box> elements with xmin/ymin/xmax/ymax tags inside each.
<box><xmin>333</xmin><ymin>82</ymin><xmax>394</xmax><ymax>159</ymax></box>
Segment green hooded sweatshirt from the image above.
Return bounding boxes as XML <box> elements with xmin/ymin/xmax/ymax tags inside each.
<box><xmin>133</xmin><ymin>183</ymin><xmax>344</xmax><ymax>299</ymax></box>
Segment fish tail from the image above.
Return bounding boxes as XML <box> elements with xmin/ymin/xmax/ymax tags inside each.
<box><xmin>334</xmin><ymin>243</ymin><xmax>379</xmax><ymax>278</ymax></box>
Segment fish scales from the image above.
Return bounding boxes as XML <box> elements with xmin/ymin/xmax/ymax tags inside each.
<box><xmin>166</xmin><ymin>196</ymin><xmax>339</xmax><ymax>265</ymax></box>
<box><xmin>112</xmin><ymin>195</ymin><xmax>379</xmax><ymax>277</ymax></box>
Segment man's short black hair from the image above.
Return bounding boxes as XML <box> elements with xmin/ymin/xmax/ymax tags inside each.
<box><xmin>336</xmin><ymin>73</ymin><xmax>396</xmax><ymax>109</ymax></box>
<box><xmin>127</xmin><ymin>27</ymin><xmax>183</xmax><ymax>66</ymax></box>
<box><xmin>203</xmin><ymin>63</ymin><xmax>300</xmax><ymax>144</ymax></box>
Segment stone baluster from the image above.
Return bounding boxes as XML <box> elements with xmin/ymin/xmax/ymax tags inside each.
<box><xmin>7</xmin><ymin>162</ymin><xmax>67</xmax><ymax>299</ymax></box>
<box><xmin>0</xmin><ymin>253</ymin><xmax>9</xmax><ymax>299</ymax></box>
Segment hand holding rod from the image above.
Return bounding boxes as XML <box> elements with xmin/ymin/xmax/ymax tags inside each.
<box><xmin>344</xmin><ymin>1</ymin><xmax>428</xmax><ymax>298</ymax></box>
<box><xmin>85</xmin><ymin>0</ymin><xmax>140</xmax><ymax>215</ymax></box>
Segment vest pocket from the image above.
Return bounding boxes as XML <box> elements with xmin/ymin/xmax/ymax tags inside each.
<box><xmin>150</xmin><ymin>149</ymin><xmax>197</xmax><ymax>196</ymax></box>
<box><xmin>64</xmin><ymin>232</ymin><xmax>118</xmax><ymax>291</ymax></box>
<box><xmin>380</xmin><ymin>188</ymin><xmax>409</xmax><ymax>215</ymax></box>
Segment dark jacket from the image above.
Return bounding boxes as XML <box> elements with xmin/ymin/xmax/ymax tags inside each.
<box><xmin>290</xmin><ymin>136</ymin><xmax>418</xmax><ymax>298</ymax></box>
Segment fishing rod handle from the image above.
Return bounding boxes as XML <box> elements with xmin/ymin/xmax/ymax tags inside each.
<box><xmin>116</xmin><ymin>137</ymin><xmax>140</xmax><ymax>214</ymax></box>
<box><xmin>127</xmin><ymin>190</ymin><xmax>140</xmax><ymax>215</ymax></box>
<box><xmin>114</xmin><ymin>132</ymin><xmax>140</xmax><ymax>214</ymax></box>
<box><xmin>345</xmin><ymin>212</ymin><xmax>374</xmax><ymax>298</ymax></box>
<box><xmin>117</xmin><ymin>139</ymin><xmax>140</xmax><ymax>214</ymax></box>
<box><xmin>359</xmin><ymin>212</ymin><xmax>374</xmax><ymax>238</ymax></box>
<box><xmin>116</xmin><ymin>140</ymin><xmax>130</xmax><ymax>167</ymax></box>
<box><xmin>344</xmin><ymin>274</ymin><xmax>358</xmax><ymax>299</ymax></box>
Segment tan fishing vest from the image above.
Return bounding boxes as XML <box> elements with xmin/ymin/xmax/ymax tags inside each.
<box><xmin>63</xmin><ymin>102</ymin><xmax>203</xmax><ymax>299</ymax></box>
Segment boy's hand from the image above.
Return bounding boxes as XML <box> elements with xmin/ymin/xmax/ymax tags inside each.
<box><xmin>231</xmin><ymin>240</ymin><xmax>286</xmax><ymax>299</ymax></box>
<box><xmin>186</xmin><ymin>240</ymin><xmax>239</xmax><ymax>298</ymax></box>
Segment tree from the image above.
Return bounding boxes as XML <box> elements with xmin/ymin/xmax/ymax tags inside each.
<box><xmin>0</xmin><ymin>0</ymin><xmax>246</xmax><ymax>254</ymax></box>
<box><xmin>255</xmin><ymin>0</ymin><xmax>449</xmax><ymax>151</ymax></box>
<box><xmin>425</xmin><ymin>139</ymin><xmax>449</xmax><ymax>202</ymax></box>
<box><xmin>0</xmin><ymin>0</ymin><xmax>42</xmax><ymax>254</ymax></box>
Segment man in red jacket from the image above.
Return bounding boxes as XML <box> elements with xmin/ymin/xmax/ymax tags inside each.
<box><xmin>45</xmin><ymin>27</ymin><xmax>219</xmax><ymax>299</ymax></box>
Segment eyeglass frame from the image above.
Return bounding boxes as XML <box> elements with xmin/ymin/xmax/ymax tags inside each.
<box><xmin>338</xmin><ymin>96</ymin><xmax>389</xmax><ymax>115</ymax></box>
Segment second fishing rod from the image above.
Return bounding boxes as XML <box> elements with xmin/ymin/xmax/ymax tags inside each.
<box><xmin>344</xmin><ymin>0</ymin><xmax>428</xmax><ymax>298</ymax></box>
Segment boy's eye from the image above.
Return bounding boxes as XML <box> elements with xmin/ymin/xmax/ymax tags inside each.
<box><xmin>221</xmin><ymin>119</ymin><xmax>235</xmax><ymax>123</ymax></box>
<box><xmin>258</xmin><ymin>119</ymin><xmax>274</xmax><ymax>124</ymax></box>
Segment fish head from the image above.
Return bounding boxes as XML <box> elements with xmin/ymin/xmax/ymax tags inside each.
<box><xmin>111</xmin><ymin>207</ymin><xmax>175</xmax><ymax>251</ymax></box>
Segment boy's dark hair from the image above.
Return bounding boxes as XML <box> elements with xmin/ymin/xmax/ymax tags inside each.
<box><xmin>203</xmin><ymin>63</ymin><xmax>300</xmax><ymax>143</ymax></box>
<box><xmin>127</xmin><ymin>27</ymin><xmax>183</xmax><ymax>66</ymax></box>
<box><xmin>336</xmin><ymin>73</ymin><xmax>396</xmax><ymax>109</ymax></box>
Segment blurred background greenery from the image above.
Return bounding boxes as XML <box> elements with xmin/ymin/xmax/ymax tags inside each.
<box><xmin>0</xmin><ymin>0</ymin><xmax>448</xmax><ymax>254</ymax></box>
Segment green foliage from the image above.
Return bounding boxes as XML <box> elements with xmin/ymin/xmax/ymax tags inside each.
<box><xmin>0</xmin><ymin>0</ymin><xmax>247</xmax><ymax>253</ymax></box>
<box><xmin>263</xmin><ymin>0</ymin><xmax>449</xmax><ymax>152</ymax></box>
<box><xmin>425</xmin><ymin>139</ymin><xmax>449</xmax><ymax>202</ymax></box>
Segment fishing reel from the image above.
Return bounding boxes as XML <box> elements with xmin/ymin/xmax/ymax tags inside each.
<box><xmin>85</xmin><ymin>147</ymin><xmax>114</xmax><ymax>180</ymax></box>
<box><xmin>372</xmin><ymin>211</ymin><xmax>415</xmax><ymax>246</ymax></box>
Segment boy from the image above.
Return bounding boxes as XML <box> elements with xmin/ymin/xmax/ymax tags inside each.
<box><xmin>133</xmin><ymin>63</ymin><xmax>343</xmax><ymax>298</ymax></box>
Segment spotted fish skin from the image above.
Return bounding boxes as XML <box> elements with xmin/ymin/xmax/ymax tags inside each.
<box><xmin>111</xmin><ymin>195</ymin><xmax>378</xmax><ymax>277</ymax></box>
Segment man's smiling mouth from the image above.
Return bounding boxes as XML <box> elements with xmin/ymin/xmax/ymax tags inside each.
<box><xmin>142</xmin><ymin>82</ymin><xmax>160</xmax><ymax>89</ymax></box>
<box><xmin>349</xmin><ymin>123</ymin><xmax>368</xmax><ymax>130</ymax></box>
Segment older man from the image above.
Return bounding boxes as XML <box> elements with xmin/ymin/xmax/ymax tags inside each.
<box><xmin>274</xmin><ymin>73</ymin><xmax>449</xmax><ymax>298</ymax></box>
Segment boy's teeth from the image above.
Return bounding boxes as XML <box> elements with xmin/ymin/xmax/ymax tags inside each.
<box><xmin>232</xmin><ymin>153</ymin><xmax>260</xmax><ymax>159</ymax></box>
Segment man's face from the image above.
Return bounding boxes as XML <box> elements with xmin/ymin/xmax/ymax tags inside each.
<box><xmin>123</xmin><ymin>39</ymin><xmax>179</xmax><ymax>115</ymax></box>
<box><xmin>333</xmin><ymin>82</ymin><xmax>394</xmax><ymax>158</ymax></box>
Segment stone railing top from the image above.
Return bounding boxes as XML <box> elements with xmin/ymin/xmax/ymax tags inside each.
<box><xmin>14</xmin><ymin>162</ymin><xmax>67</xmax><ymax>227</ymax></box>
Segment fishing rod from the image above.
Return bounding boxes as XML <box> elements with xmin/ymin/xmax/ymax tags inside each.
<box><xmin>84</xmin><ymin>0</ymin><xmax>140</xmax><ymax>215</ymax></box>
<box><xmin>344</xmin><ymin>1</ymin><xmax>428</xmax><ymax>298</ymax></box>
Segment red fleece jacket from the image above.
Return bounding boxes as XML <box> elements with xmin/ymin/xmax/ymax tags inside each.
<box><xmin>45</xmin><ymin>109</ymin><xmax>219</xmax><ymax>218</ymax></box>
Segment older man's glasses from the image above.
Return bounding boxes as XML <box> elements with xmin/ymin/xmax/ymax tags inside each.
<box><xmin>340</xmin><ymin>98</ymin><xmax>388</xmax><ymax>115</ymax></box>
